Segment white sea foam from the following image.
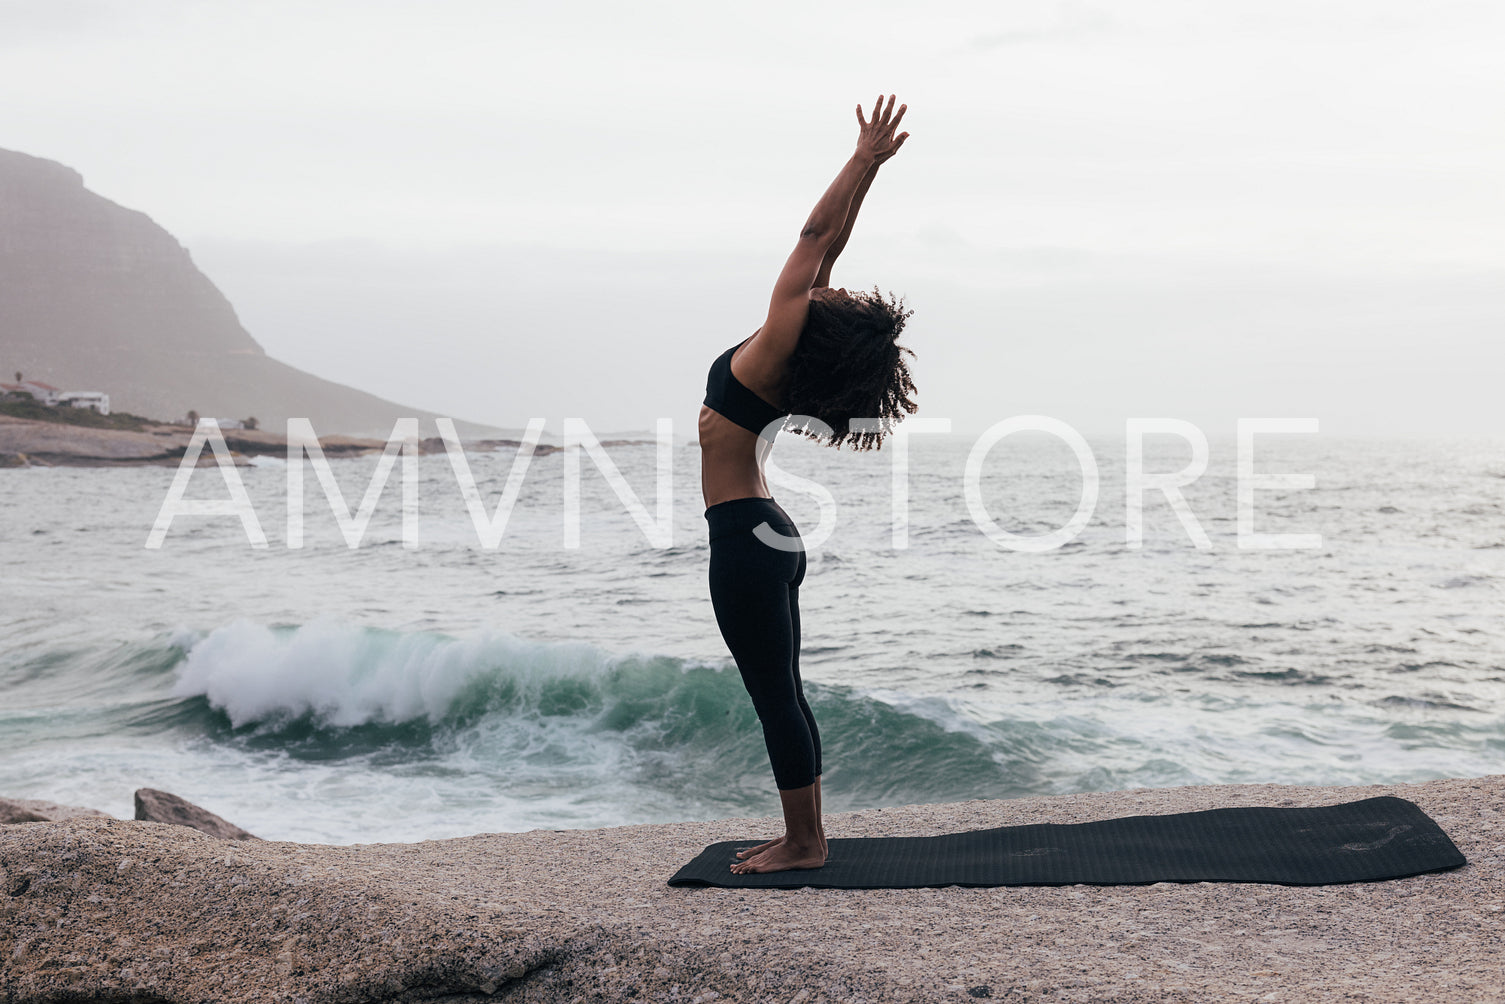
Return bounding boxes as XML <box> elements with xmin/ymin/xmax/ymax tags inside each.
<box><xmin>171</xmin><ymin>617</ymin><xmax>607</xmax><ymax>728</ymax></box>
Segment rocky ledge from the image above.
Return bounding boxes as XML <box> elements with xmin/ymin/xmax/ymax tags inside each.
<box><xmin>1</xmin><ymin>776</ymin><xmax>1500</xmax><ymax>1003</ymax></box>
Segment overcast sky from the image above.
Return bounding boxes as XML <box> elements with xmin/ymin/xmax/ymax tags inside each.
<box><xmin>3</xmin><ymin>0</ymin><xmax>1502</xmax><ymax>437</ymax></box>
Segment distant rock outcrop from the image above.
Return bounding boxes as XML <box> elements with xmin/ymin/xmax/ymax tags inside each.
<box><xmin>0</xmin><ymin>148</ymin><xmax>499</xmax><ymax>437</ymax></box>
<box><xmin>134</xmin><ymin>788</ymin><xmax>258</xmax><ymax>841</ymax></box>
<box><xmin>0</xmin><ymin>797</ymin><xmax>111</xmax><ymax>824</ymax></box>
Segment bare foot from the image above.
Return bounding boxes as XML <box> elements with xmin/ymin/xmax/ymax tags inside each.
<box><xmin>735</xmin><ymin>836</ymin><xmax>783</xmax><ymax>860</ymax></box>
<box><xmin>729</xmin><ymin>838</ymin><xmax>826</xmax><ymax>874</ymax></box>
<box><xmin>734</xmin><ymin>828</ymin><xmax>829</xmax><ymax>861</ymax></box>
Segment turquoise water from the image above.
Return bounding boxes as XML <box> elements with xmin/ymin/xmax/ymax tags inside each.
<box><xmin>1</xmin><ymin>432</ymin><xmax>1501</xmax><ymax>842</ymax></box>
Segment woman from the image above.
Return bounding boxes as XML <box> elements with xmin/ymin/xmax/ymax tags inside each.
<box><xmin>701</xmin><ymin>95</ymin><xmax>917</xmax><ymax>875</ymax></box>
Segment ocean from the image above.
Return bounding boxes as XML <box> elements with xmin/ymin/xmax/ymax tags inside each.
<box><xmin>1</xmin><ymin>430</ymin><xmax>1501</xmax><ymax>844</ymax></box>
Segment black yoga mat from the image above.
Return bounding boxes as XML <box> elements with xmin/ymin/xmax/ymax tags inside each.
<box><xmin>668</xmin><ymin>796</ymin><xmax>1466</xmax><ymax>890</ymax></box>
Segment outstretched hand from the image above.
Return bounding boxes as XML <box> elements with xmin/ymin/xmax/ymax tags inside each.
<box><xmin>856</xmin><ymin>94</ymin><xmax>909</xmax><ymax>165</ymax></box>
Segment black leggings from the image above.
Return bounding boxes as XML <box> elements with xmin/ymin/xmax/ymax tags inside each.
<box><xmin>705</xmin><ymin>497</ymin><xmax>821</xmax><ymax>790</ymax></box>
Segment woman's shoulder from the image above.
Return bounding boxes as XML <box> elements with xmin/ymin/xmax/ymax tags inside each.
<box><xmin>728</xmin><ymin>328</ymin><xmax>787</xmax><ymax>410</ymax></box>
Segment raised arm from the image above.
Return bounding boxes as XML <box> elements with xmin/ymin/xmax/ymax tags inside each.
<box><xmin>818</xmin><ymin>158</ymin><xmax>884</xmax><ymax>285</ymax></box>
<box><xmin>813</xmin><ymin>162</ymin><xmax>877</xmax><ymax>288</ymax></box>
<box><xmin>740</xmin><ymin>96</ymin><xmax>909</xmax><ymax>374</ymax></box>
<box><xmin>818</xmin><ymin>97</ymin><xmax>911</xmax><ymax>286</ymax></box>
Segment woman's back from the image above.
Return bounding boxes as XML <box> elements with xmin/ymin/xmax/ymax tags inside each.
<box><xmin>699</xmin><ymin>336</ymin><xmax>785</xmax><ymax>506</ymax></box>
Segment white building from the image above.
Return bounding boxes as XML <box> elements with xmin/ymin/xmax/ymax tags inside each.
<box><xmin>0</xmin><ymin>380</ymin><xmax>62</xmax><ymax>405</ymax></box>
<box><xmin>59</xmin><ymin>391</ymin><xmax>111</xmax><ymax>415</ymax></box>
<box><xmin>2</xmin><ymin>379</ymin><xmax>112</xmax><ymax>414</ymax></box>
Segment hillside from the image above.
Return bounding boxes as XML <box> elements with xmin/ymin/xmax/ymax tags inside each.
<box><xmin>0</xmin><ymin>148</ymin><xmax>503</xmax><ymax>438</ymax></box>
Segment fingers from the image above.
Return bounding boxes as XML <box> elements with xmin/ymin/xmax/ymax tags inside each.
<box><xmin>868</xmin><ymin>94</ymin><xmax>904</xmax><ymax>128</ymax></box>
<box><xmin>858</xmin><ymin>94</ymin><xmax>908</xmax><ymax>144</ymax></box>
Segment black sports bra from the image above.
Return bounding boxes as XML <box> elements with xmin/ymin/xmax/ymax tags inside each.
<box><xmin>703</xmin><ymin>339</ymin><xmax>787</xmax><ymax>440</ymax></box>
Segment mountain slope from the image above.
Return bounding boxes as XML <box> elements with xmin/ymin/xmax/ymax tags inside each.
<box><xmin>0</xmin><ymin>148</ymin><xmax>501</xmax><ymax>437</ymax></box>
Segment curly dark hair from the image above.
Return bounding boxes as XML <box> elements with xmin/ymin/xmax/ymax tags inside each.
<box><xmin>781</xmin><ymin>287</ymin><xmax>918</xmax><ymax>450</ymax></box>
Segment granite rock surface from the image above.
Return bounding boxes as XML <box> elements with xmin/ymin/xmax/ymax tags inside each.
<box><xmin>2</xmin><ymin>776</ymin><xmax>1500</xmax><ymax>1003</ymax></box>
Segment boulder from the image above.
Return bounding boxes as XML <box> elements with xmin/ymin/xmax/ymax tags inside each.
<box><xmin>133</xmin><ymin>788</ymin><xmax>259</xmax><ymax>840</ymax></box>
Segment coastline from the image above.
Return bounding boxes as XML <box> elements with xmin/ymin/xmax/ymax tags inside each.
<box><xmin>2</xmin><ymin>775</ymin><xmax>1498</xmax><ymax>1003</ymax></box>
<box><xmin>0</xmin><ymin>413</ymin><xmax>385</xmax><ymax>468</ymax></box>
<box><xmin>0</xmin><ymin>413</ymin><xmax>575</xmax><ymax>468</ymax></box>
